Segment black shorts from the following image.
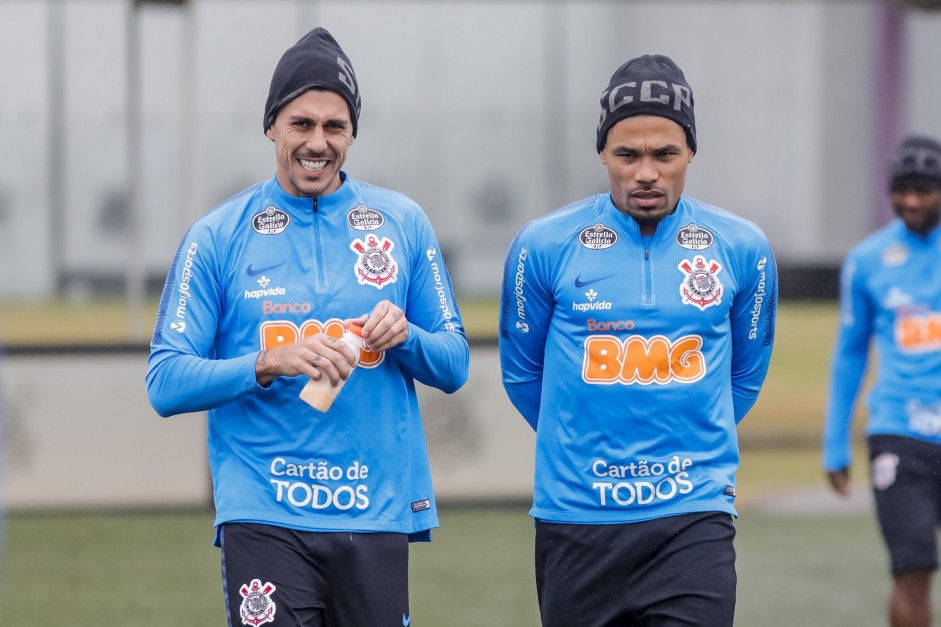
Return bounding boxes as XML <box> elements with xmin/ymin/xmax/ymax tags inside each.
<box><xmin>219</xmin><ymin>523</ymin><xmax>409</xmax><ymax>627</ymax></box>
<box><xmin>535</xmin><ymin>512</ymin><xmax>736</xmax><ymax>627</ymax></box>
<box><xmin>869</xmin><ymin>434</ymin><xmax>941</xmax><ymax>576</ymax></box>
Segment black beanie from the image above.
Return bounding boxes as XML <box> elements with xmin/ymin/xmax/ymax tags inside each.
<box><xmin>889</xmin><ymin>135</ymin><xmax>941</xmax><ymax>191</ymax></box>
<box><xmin>263</xmin><ymin>27</ymin><xmax>361</xmax><ymax>136</ymax></box>
<box><xmin>596</xmin><ymin>54</ymin><xmax>696</xmax><ymax>154</ymax></box>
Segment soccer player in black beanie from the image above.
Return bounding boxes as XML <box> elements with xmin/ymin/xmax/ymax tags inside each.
<box><xmin>824</xmin><ymin>134</ymin><xmax>941</xmax><ymax>627</ymax></box>
<box><xmin>147</xmin><ymin>26</ymin><xmax>469</xmax><ymax>626</ymax></box>
<box><xmin>499</xmin><ymin>53</ymin><xmax>777</xmax><ymax>627</ymax></box>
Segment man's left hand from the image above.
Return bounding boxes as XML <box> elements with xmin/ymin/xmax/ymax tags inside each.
<box><xmin>349</xmin><ymin>300</ymin><xmax>408</xmax><ymax>352</ymax></box>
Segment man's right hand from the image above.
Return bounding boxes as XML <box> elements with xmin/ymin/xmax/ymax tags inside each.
<box><xmin>826</xmin><ymin>467</ymin><xmax>851</xmax><ymax>497</ymax></box>
<box><xmin>255</xmin><ymin>334</ymin><xmax>358</xmax><ymax>387</ymax></box>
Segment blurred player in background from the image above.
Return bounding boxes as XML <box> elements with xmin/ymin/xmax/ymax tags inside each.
<box><xmin>823</xmin><ymin>135</ymin><xmax>941</xmax><ymax>627</ymax></box>
<box><xmin>146</xmin><ymin>27</ymin><xmax>468</xmax><ymax>627</ymax></box>
<box><xmin>499</xmin><ymin>54</ymin><xmax>777</xmax><ymax>626</ymax></box>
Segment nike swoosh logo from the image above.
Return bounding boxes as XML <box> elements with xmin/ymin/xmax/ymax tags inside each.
<box><xmin>574</xmin><ymin>274</ymin><xmax>613</xmax><ymax>288</ymax></box>
<box><xmin>247</xmin><ymin>262</ymin><xmax>285</xmax><ymax>277</ymax></box>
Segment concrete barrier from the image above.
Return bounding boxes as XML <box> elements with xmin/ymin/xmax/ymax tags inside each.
<box><xmin>1</xmin><ymin>345</ymin><xmax>535</xmax><ymax>509</ymax></box>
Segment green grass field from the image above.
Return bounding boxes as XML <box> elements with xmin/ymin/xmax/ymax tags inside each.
<box><xmin>1</xmin><ymin>505</ymin><xmax>934</xmax><ymax>627</ymax></box>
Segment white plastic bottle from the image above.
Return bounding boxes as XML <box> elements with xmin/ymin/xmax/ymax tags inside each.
<box><xmin>299</xmin><ymin>323</ymin><xmax>366</xmax><ymax>412</ymax></box>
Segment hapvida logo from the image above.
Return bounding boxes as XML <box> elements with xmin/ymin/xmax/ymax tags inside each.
<box><xmin>572</xmin><ymin>288</ymin><xmax>612</xmax><ymax>312</ymax></box>
<box><xmin>244</xmin><ymin>275</ymin><xmax>287</xmax><ymax>300</ymax></box>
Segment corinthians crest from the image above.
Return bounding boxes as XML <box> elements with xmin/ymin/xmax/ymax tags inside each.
<box><xmin>239</xmin><ymin>579</ymin><xmax>277</xmax><ymax>626</ymax></box>
<box><xmin>678</xmin><ymin>255</ymin><xmax>723</xmax><ymax>310</ymax></box>
<box><xmin>350</xmin><ymin>234</ymin><xmax>399</xmax><ymax>289</ymax></box>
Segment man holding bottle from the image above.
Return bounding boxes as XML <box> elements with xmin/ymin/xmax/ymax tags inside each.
<box><xmin>146</xmin><ymin>27</ymin><xmax>468</xmax><ymax>627</ymax></box>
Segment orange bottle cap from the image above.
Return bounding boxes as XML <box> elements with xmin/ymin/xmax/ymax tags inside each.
<box><xmin>347</xmin><ymin>323</ymin><xmax>364</xmax><ymax>337</ymax></box>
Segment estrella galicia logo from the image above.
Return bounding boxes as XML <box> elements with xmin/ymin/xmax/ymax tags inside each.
<box><xmin>882</xmin><ymin>243</ymin><xmax>909</xmax><ymax>267</ymax></box>
<box><xmin>247</xmin><ymin>262</ymin><xmax>285</xmax><ymax>277</ymax></box>
<box><xmin>578</xmin><ymin>223</ymin><xmax>618</xmax><ymax>250</ymax></box>
<box><xmin>676</xmin><ymin>223</ymin><xmax>714</xmax><ymax>250</ymax></box>
<box><xmin>347</xmin><ymin>204</ymin><xmax>385</xmax><ymax>231</ymax></box>
<box><xmin>252</xmin><ymin>206</ymin><xmax>290</xmax><ymax>235</ymax></box>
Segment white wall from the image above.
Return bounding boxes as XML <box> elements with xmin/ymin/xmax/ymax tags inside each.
<box><xmin>2</xmin><ymin>0</ymin><xmax>940</xmax><ymax>298</ymax></box>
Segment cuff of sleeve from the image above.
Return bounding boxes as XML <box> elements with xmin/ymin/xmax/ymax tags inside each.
<box><xmin>391</xmin><ymin>322</ymin><xmax>421</xmax><ymax>355</ymax></box>
<box><xmin>239</xmin><ymin>351</ymin><xmax>272</xmax><ymax>392</ymax></box>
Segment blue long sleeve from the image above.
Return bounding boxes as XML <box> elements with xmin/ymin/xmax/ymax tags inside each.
<box><xmin>822</xmin><ymin>258</ymin><xmax>873</xmax><ymax>471</ymax></box>
<box><xmin>388</xmin><ymin>227</ymin><xmax>469</xmax><ymax>394</ymax></box>
<box><xmin>499</xmin><ymin>227</ymin><xmax>554</xmax><ymax>430</ymax></box>
<box><xmin>146</xmin><ymin>349</ymin><xmax>262</xmax><ymax>417</ymax></box>
<box><xmin>729</xmin><ymin>242</ymin><xmax>778</xmax><ymax>423</ymax></box>
<box><xmin>393</xmin><ymin>324</ymin><xmax>469</xmax><ymax>394</ymax></box>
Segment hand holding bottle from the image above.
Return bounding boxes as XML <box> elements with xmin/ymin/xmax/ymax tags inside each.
<box><xmin>299</xmin><ymin>323</ymin><xmax>366</xmax><ymax>412</ymax></box>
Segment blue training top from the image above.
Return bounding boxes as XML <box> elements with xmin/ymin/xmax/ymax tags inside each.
<box><xmin>146</xmin><ymin>173</ymin><xmax>469</xmax><ymax>540</ymax></box>
<box><xmin>823</xmin><ymin>219</ymin><xmax>941</xmax><ymax>472</ymax></box>
<box><xmin>499</xmin><ymin>194</ymin><xmax>777</xmax><ymax>523</ymax></box>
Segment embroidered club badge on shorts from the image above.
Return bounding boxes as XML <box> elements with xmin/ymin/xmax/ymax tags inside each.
<box><xmin>872</xmin><ymin>452</ymin><xmax>900</xmax><ymax>491</ymax></box>
<box><xmin>678</xmin><ymin>255</ymin><xmax>723</xmax><ymax>310</ymax></box>
<box><xmin>239</xmin><ymin>579</ymin><xmax>277</xmax><ymax>626</ymax></box>
<box><xmin>350</xmin><ymin>235</ymin><xmax>399</xmax><ymax>289</ymax></box>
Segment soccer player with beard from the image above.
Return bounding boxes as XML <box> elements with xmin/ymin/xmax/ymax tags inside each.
<box><xmin>824</xmin><ymin>135</ymin><xmax>941</xmax><ymax>627</ymax></box>
<box><xmin>499</xmin><ymin>55</ymin><xmax>777</xmax><ymax>626</ymax></box>
<box><xmin>147</xmin><ymin>27</ymin><xmax>468</xmax><ymax>627</ymax></box>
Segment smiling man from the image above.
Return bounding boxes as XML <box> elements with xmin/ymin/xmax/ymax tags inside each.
<box><xmin>146</xmin><ymin>27</ymin><xmax>468</xmax><ymax>627</ymax></box>
<box><xmin>824</xmin><ymin>135</ymin><xmax>941</xmax><ymax>627</ymax></box>
<box><xmin>499</xmin><ymin>55</ymin><xmax>777</xmax><ymax>626</ymax></box>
